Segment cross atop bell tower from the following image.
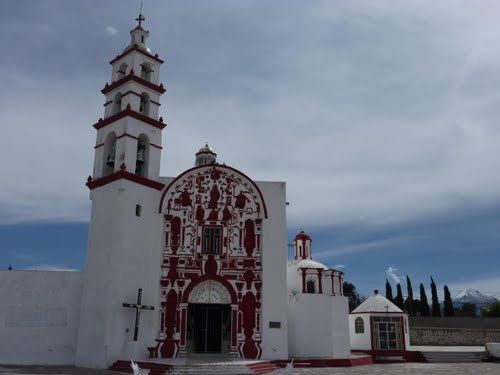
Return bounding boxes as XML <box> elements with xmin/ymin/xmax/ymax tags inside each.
<box><xmin>135</xmin><ymin>2</ymin><xmax>145</xmax><ymax>28</ymax></box>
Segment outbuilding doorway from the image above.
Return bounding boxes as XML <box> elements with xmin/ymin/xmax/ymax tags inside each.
<box><xmin>372</xmin><ymin>316</ymin><xmax>404</xmax><ymax>350</ymax></box>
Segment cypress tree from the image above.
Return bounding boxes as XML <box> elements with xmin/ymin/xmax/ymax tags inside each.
<box><xmin>443</xmin><ymin>285</ymin><xmax>454</xmax><ymax>317</ymax></box>
<box><xmin>405</xmin><ymin>275</ymin><xmax>415</xmax><ymax>316</ymax></box>
<box><xmin>7</xmin><ymin>265</ymin><xmax>12</xmax><ymax>270</ymax></box>
<box><xmin>419</xmin><ymin>283</ymin><xmax>430</xmax><ymax>316</ymax></box>
<box><xmin>395</xmin><ymin>283</ymin><xmax>404</xmax><ymax>310</ymax></box>
<box><xmin>385</xmin><ymin>279</ymin><xmax>394</xmax><ymax>302</ymax></box>
<box><xmin>430</xmin><ymin>276</ymin><xmax>441</xmax><ymax>317</ymax></box>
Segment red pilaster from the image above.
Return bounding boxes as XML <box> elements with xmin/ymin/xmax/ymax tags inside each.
<box><xmin>300</xmin><ymin>268</ymin><xmax>307</xmax><ymax>293</ymax></box>
<box><xmin>232</xmin><ymin>308</ymin><xmax>237</xmax><ymax>347</ymax></box>
<box><xmin>317</xmin><ymin>269</ymin><xmax>323</xmax><ymax>294</ymax></box>
<box><xmin>180</xmin><ymin>307</ymin><xmax>187</xmax><ymax>346</ymax></box>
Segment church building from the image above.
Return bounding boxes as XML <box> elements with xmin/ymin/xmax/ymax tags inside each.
<box><xmin>0</xmin><ymin>14</ymin><xmax>352</xmax><ymax>369</ymax></box>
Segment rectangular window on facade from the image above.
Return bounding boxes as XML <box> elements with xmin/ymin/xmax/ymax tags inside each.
<box><xmin>135</xmin><ymin>204</ymin><xmax>142</xmax><ymax>217</ymax></box>
<box><xmin>202</xmin><ymin>226</ymin><xmax>222</xmax><ymax>254</ymax></box>
<box><xmin>269</xmin><ymin>321</ymin><xmax>281</xmax><ymax>329</ymax></box>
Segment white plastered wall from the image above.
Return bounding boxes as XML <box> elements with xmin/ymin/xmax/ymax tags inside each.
<box><xmin>0</xmin><ymin>271</ymin><xmax>83</xmax><ymax>365</ymax></box>
<box><xmin>256</xmin><ymin>181</ymin><xmax>288</xmax><ymax>360</ymax></box>
<box><xmin>288</xmin><ymin>293</ymin><xmax>350</xmax><ymax>358</ymax></box>
<box><xmin>75</xmin><ymin>180</ymin><xmax>164</xmax><ymax>368</ymax></box>
<box><xmin>349</xmin><ymin>313</ymin><xmax>371</xmax><ymax>350</ymax></box>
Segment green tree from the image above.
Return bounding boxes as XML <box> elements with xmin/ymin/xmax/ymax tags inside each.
<box><xmin>405</xmin><ymin>275</ymin><xmax>416</xmax><ymax>316</ymax></box>
<box><xmin>419</xmin><ymin>283</ymin><xmax>430</xmax><ymax>316</ymax></box>
<box><xmin>455</xmin><ymin>303</ymin><xmax>477</xmax><ymax>317</ymax></box>
<box><xmin>385</xmin><ymin>279</ymin><xmax>394</xmax><ymax>302</ymax></box>
<box><xmin>343</xmin><ymin>281</ymin><xmax>363</xmax><ymax>312</ymax></box>
<box><xmin>7</xmin><ymin>265</ymin><xmax>12</xmax><ymax>270</ymax></box>
<box><xmin>443</xmin><ymin>285</ymin><xmax>454</xmax><ymax>316</ymax></box>
<box><xmin>395</xmin><ymin>283</ymin><xmax>404</xmax><ymax>310</ymax></box>
<box><xmin>430</xmin><ymin>276</ymin><xmax>441</xmax><ymax>317</ymax></box>
<box><xmin>484</xmin><ymin>301</ymin><xmax>500</xmax><ymax>317</ymax></box>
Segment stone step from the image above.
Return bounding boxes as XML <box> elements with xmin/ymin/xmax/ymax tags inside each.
<box><xmin>422</xmin><ymin>351</ymin><xmax>485</xmax><ymax>363</ymax></box>
<box><xmin>109</xmin><ymin>360</ymin><xmax>170</xmax><ymax>375</ymax></box>
<box><xmin>169</xmin><ymin>365</ymin><xmax>253</xmax><ymax>375</ymax></box>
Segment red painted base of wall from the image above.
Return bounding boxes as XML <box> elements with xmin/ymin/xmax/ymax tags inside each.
<box><xmin>271</xmin><ymin>355</ymin><xmax>373</xmax><ymax>368</ymax></box>
<box><xmin>353</xmin><ymin>350</ymin><xmax>427</xmax><ymax>363</ymax></box>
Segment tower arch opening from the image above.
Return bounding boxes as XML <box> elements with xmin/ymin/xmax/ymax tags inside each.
<box><xmin>135</xmin><ymin>134</ymin><xmax>150</xmax><ymax>177</ymax></box>
<box><xmin>141</xmin><ymin>62</ymin><xmax>153</xmax><ymax>82</ymax></box>
<box><xmin>112</xmin><ymin>92</ymin><xmax>122</xmax><ymax>115</ymax></box>
<box><xmin>102</xmin><ymin>132</ymin><xmax>117</xmax><ymax>177</ymax></box>
<box><xmin>117</xmin><ymin>63</ymin><xmax>127</xmax><ymax>80</ymax></box>
<box><xmin>139</xmin><ymin>92</ymin><xmax>150</xmax><ymax>117</ymax></box>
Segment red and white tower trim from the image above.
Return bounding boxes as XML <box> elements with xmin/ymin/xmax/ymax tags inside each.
<box><xmin>87</xmin><ymin>12</ymin><xmax>166</xmax><ymax>191</ymax></box>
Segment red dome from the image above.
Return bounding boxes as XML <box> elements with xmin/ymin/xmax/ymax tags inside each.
<box><xmin>294</xmin><ymin>230</ymin><xmax>311</xmax><ymax>242</ymax></box>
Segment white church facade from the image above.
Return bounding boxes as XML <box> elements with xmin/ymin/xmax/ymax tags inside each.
<box><xmin>0</xmin><ymin>16</ymin><xmax>353</xmax><ymax>369</ymax></box>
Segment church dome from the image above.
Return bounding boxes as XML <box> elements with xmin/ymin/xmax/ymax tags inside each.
<box><xmin>292</xmin><ymin>259</ymin><xmax>328</xmax><ymax>270</ymax></box>
<box><xmin>351</xmin><ymin>290</ymin><xmax>403</xmax><ymax>314</ymax></box>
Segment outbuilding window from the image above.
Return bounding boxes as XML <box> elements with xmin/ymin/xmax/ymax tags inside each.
<box><xmin>355</xmin><ymin>317</ymin><xmax>364</xmax><ymax>334</ymax></box>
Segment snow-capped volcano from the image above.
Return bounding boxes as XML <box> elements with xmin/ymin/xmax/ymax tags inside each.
<box><xmin>453</xmin><ymin>288</ymin><xmax>497</xmax><ymax>304</ymax></box>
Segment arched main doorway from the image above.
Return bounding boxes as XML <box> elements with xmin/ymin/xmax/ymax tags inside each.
<box><xmin>186</xmin><ymin>280</ymin><xmax>233</xmax><ymax>354</ymax></box>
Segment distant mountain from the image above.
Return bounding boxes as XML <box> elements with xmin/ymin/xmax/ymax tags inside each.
<box><xmin>452</xmin><ymin>288</ymin><xmax>497</xmax><ymax>305</ymax></box>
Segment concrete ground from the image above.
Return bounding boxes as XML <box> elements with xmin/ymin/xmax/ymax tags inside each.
<box><xmin>0</xmin><ymin>363</ymin><xmax>499</xmax><ymax>375</ymax></box>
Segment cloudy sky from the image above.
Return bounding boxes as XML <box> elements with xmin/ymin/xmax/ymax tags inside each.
<box><xmin>1</xmin><ymin>0</ymin><xmax>499</xmax><ymax>299</ymax></box>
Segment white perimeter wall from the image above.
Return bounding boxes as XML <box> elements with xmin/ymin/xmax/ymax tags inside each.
<box><xmin>288</xmin><ymin>293</ymin><xmax>350</xmax><ymax>358</ymax></box>
<box><xmin>257</xmin><ymin>181</ymin><xmax>288</xmax><ymax>360</ymax></box>
<box><xmin>0</xmin><ymin>270</ymin><xmax>83</xmax><ymax>365</ymax></box>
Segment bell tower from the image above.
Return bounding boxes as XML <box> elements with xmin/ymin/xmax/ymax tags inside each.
<box><xmin>88</xmin><ymin>10</ymin><xmax>166</xmax><ymax>185</ymax></box>
<box><xmin>77</xmin><ymin>12</ymin><xmax>167</xmax><ymax>368</ymax></box>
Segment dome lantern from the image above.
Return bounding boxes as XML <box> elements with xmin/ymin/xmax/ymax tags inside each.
<box><xmin>195</xmin><ymin>143</ymin><xmax>217</xmax><ymax>166</ymax></box>
<box><xmin>294</xmin><ymin>230</ymin><xmax>312</xmax><ymax>260</ymax></box>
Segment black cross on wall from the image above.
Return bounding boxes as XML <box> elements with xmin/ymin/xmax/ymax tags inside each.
<box><xmin>122</xmin><ymin>288</ymin><xmax>155</xmax><ymax>341</ymax></box>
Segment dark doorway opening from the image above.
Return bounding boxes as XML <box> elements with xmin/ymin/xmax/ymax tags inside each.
<box><xmin>187</xmin><ymin>304</ymin><xmax>231</xmax><ymax>353</ymax></box>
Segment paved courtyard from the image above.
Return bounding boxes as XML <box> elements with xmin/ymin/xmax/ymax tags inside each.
<box><xmin>0</xmin><ymin>363</ymin><xmax>499</xmax><ymax>375</ymax></box>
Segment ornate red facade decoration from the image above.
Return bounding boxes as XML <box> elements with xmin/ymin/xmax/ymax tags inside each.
<box><xmin>151</xmin><ymin>165</ymin><xmax>267</xmax><ymax>359</ymax></box>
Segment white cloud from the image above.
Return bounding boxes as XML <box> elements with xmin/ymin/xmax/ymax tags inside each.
<box><xmin>314</xmin><ymin>235</ymin><xmax>427</xmax><ymax>259</ymax></box>
<box><xmin>105</xmin><ymin>26</ymin><xmax>118</xmax><ymax>36</ymax></box>
<box><xmin>386</xmin><ymin>266</ymin><xmax>402</xmax><ymax>285</ymax></box>
<box><xmin>25</xmin><ymin>265</ymin><xmax>79</xmax><ymax>272</ymax></box>
<box><xmin>1</xmin><ymin>2</ymin><xmax>500</xmax><ymax>227</ymax></box>
<box><xmin>333</xmin><ymin>264</ymin><xmax>345</xmax><ymax>269</ymax></box>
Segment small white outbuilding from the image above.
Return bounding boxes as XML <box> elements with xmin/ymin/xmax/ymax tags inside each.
<box><xmin>349</xmin><ymin>290</ymin><xmax>410</xmax><ymax>358</ymax></box>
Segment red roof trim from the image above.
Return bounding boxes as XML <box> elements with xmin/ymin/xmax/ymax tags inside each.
<box><xmin>294</xmin><ymin>233</ymin><xmax>311</xmax><ymax>242</ymax></box>
<box><xmin>86</xmin><ymin>170</ymin><xmax>164</xmax><ymax>191</ymax></box>
<box><xmin>158</xmin><ymin>165</ymin><xmax>268</xmax><ymax>218</ymax></box>
<box><xmin>350</xmin><ymin>311</ymin><xmax>405</xmax><ymax>315</ymax></box>
<box><xmin>101</xmin><ymin>74</ymin><xmax>166</xmax><ymax>95</ymax></box>
<box><xmin>109</xmin><ymin>44</ymin><xmax>164</xmax><ymax>65</ymax></box>
<box><xmin>92</xmin><ymin>109</ymin><xmax>166</xmax><ymax>130</ymax></box>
